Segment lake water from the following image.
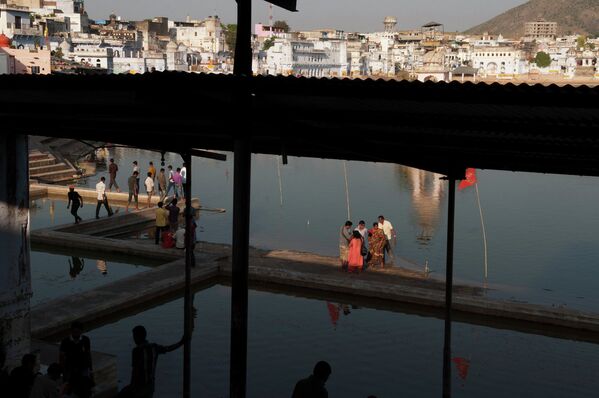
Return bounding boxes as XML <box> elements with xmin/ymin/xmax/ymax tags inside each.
<box><xmin>30</xmin><ymin>251</ymin><xmax>150</xmax><ymax>306</ymax></box>
<box><xmin>69</xmin><ymin>147</ymin><xmax>599</xmax><ymax>312</ymax></box>
<box><xmin>29</xmin><ymin>145</ymin><xmax>599</xmax><ymax>397</ymax></box>
<box><xmin>87</xmin><ymin>284</ymin><xmax>599</xmax><ymax>398</ymax></box>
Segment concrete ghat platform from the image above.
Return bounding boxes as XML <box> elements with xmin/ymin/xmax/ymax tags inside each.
<box><xmin>29</xmin><ymin>224</ymin><xmax>599</xmax><ymax>340</ymax></box>
<box><xmin>31</xmin><ymin>257</ymin><xmax>221</xmax><ymax>340</ymax></box>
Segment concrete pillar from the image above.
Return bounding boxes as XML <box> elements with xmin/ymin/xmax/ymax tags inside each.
<box><xmin>0</xmin><ymin>134</ymin><xmax>31</xmax><ymax>370</ymax></box>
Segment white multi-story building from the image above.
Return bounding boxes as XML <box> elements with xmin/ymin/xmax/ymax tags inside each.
<box><xmin>0</xmin><ymin>4</ymin><xmax>39</xmax><ymax>38</ymax></box>
<box><xmin>170</xmin><ymin>16</ymin><xmax>225</xmax><ymax>53</ymax></box>
<box><xmin>258</xmin><ymin>37</ymin><xmax>347</xmax><ymax>77</ymax></box>
<box><xmin>471</xmin><ymin>46</ymin><xmax>523</xmax><ymax>77</ymax></box>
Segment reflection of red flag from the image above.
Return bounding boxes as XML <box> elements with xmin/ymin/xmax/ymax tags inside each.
<box><xmin>326</xmin><ymin>302</ymin><xmax>340</xmax><ymax>327</ymax></box>
<box><xmin>458</xmin><ymin>168</ymin><xmax>477</xmax><ymax>191</ymax></box>
<box><xmin>452</xmin><ymin>357</ymin><xmax>471</xmax><ymax>381</ymax></box>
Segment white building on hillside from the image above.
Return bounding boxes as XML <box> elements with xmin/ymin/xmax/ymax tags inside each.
<box><xmin>170</xmin><ymin>16</ymin><xmax>225</xmax><ymax>53</ymax></box>
<box><xmin>471</xmin><ymin>46</ymin><xmax>523</xmax><ymax>78</ymax></box>
<box><xmin>259</xmin><ymin>37</ymin><xmax>347</xmax><ymax>77</ymax></box>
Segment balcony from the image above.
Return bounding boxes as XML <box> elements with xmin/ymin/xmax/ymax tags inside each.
<box><xmin>12</xmin><ymin>27</ymin><xmax>43</xmax><ymax>36</ymax></box>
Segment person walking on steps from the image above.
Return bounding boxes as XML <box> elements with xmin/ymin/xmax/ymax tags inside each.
<box><xmin>67</xmin><ymin>185</ymin><xmax>83</xmax><ymax>224</ymax></box>
<box><xmin>95</xmin><ymin>177</ymin><xmax>113</xmax><ymax>219</ymax></box>
<box><xmin>108</xmin><ymin>158</ymin><xmax>120</xmax><ymax>192</ymax></box>
<box><xmin>127</xmin><ymin>171</ymin><xmax>140</xmax><ymax>212</ymax></box>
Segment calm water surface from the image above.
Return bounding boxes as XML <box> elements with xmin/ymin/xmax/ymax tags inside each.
<box><xmin>30</xmin><ymin>146</ymin><xmax>599</xmax><ymax>396</ymax></box>
<box><xmin>68</xmin><ymin>147</ymin><xmax>599</xmax><ymax>312</ymax></box>
<box><xmin>30</xmin><ymin>251</ymin><xmax>149</xmax><ymax>305</ymax></box>
<box><xmin>88</xmin><ymin>285</ymin><xmax>599</xmax><ymax>398</ymax></box>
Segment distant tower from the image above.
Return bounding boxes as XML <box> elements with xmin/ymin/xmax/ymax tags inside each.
<box><xmin>384</xmin><ymin>16</ymin><xmax>397</xmax><ymax>33</ymax></box>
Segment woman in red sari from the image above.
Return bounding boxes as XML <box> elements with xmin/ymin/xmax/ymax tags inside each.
<box><xmin>368</xmin><ymin>223</ymin><xmax>386</xmax><ymax>269</ymax></box>
<box><xmin>348</xmin><ymin>230</ymin><xmax>364</xmax><ymax>272</ymax></box>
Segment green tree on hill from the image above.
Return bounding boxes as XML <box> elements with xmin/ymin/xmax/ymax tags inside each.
<box><xmin>534</xmin><ymin>51</ymin><xmax>551</xmax><ymax>68</ymax></box>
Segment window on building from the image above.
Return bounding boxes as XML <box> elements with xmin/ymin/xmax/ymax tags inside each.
<box><xmin>31</xmin><ymin>66</ymin><xmax>40</xmax><ymax>74</ymax></box>
<box><xmin>15</xmin><ymin>16</ymin><xmax>22</xmax><ymax>30</ymax></box>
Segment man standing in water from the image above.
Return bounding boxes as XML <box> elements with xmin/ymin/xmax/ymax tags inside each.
<box><xmin>378</xmin><ymin>215</ymin><xmax>397</xmax><ymax>266</ymax></box>
<box><xmin>67</xmin><ymin>185</ymin><xmax>83</xmax><ymax>223</ymax></box>
<box><xmin>292</xmin><ymin>361</ymin><xmax>332</xmax><ymax>398</ymax></box>
<box><xmin>339</xmin><ymin>221</ymin><xmax>353</xmax><ymax>270</ymax></box>
<box><xmin>108</xmin><ymin>158</ymin><xmax>120</xmax><ymax>192</ymax></box>
<box><xmin>95</xmin><ymin>177</ymin><xmax>112</xmax><ymax>219</ymax></box>
<box><xmin>118</xmin><ymin>325</ymin><xmax>183</xmax><ymax>398</ymax></box>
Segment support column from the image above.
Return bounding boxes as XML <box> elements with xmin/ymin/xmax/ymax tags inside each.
<box><xmin>233</xmin><ymin>0</ymin><xmax>252</xmax><ymax>77</ymax></box>
<box><xmin>0</xmin><ymin>134</ymin><xmax>31</xmax><ymax>370</ymax></box>
<box><xmin>230</xmin><ymin>138</ymin><xmax>251</xmax><ymax>398</ymax></box>
<box><xmin>182</xmin><ymin>153</ymin><xmax>193</xmax><ymax>398</ymax></box>
<box><xmin>231</xmin><ymin>1</ymin><xmax>252</xmax><ymax>397</ymax></box>
<box><xmin>442</xmin><ymin>176</ymin><xmax>456</xmax><ymax>398</ymax></box>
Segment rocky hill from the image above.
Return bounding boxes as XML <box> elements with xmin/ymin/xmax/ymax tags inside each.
<box><xmin>465</xmin><ymin>0</ymin><xmax>599</xmax><ymax>38</ymax></box>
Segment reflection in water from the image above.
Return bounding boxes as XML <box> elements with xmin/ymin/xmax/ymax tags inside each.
<box><xmin>325</xmin><ymin>302</ymin><xmax>357</xmax><ymax>329</ymax></box>
<box><xmin>96</xmin><ymin>259</ymin><xmax>108</xmax><ymax>275</ymax></box>
<box><xmin>49</xmin><ymin>200</ymin><xmax>55</xmax><ymax>223</ymax></box>
<box><xmin>397</xmin><ymin>166</ymin><xmax>445</xmax><ymax>244</ymax></box>
<box><xmin>452</xmin><ymin>357</ymin><xmax>471</xmax><ymax>385</ymax></box>
<box><xmin>68</xmin><ymin>257</ymin><xmax>85</xmax><ymax>279</ymax></box>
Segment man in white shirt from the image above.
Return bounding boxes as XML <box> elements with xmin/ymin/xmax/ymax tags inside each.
<box><xmin>180</xmin><ymin>163</ymin><xmax>187</xmax><ymax>199</ymax></box>
<box><xmin>95</xmin><ymin>177</ymin><xmax>112</xmax><ymax>219</ymax></box>
<box><xmin>145</xmin><ymin>172</ymin><xmax>155</xmax><ymax>208</ymax></box>
<box><xmin>378</xmin><ymin>215</ymin><xmax>397</xmax><ymax>265</ymax></box>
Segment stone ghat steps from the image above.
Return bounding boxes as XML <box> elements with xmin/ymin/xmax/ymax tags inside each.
<box><xmin>28</xmin><ymin>150</ymin><xmax>79</xmax><ymax>183</ymax></box>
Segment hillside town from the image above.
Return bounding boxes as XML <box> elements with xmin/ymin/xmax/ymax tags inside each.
<box><xmin>1</xmin><ymin>0</ymin><xmax>599</xmax><ymax>84</ymax></box>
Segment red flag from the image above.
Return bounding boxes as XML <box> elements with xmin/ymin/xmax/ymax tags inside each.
<box><xmin>458</xmin><ymin>168</ymin><xmax>477</xmax><ymax>191</ymax></box>
<box><xmin>326</xmin><ymin>302</ymin><xmax>340</xmax><ymax>327</ymax></box>
<box><xmin>452</xmin><ymin>357</ymin><xmax>471</xmax><ymax>381</ymax></box>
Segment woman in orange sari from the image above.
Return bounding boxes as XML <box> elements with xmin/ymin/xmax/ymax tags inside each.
<box><xmin>368</xmin><ymin>223</ymin><xmax>386</xmax><ymax>268</ymax></box>
<box><xmin>348</xmin><ymin>230</ymin><xmax>364</xmax><ymax>272</ymax></box>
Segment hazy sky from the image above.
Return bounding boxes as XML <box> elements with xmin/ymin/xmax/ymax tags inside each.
<box><xmin>85</xmin><ymin>0</ymin><xmax>527</xmax><ymax>32</ymax></box>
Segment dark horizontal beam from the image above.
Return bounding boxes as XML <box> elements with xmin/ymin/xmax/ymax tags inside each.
<box><xmin>2</xmin><ymin>73</ymin><xmax>599</xmax><ymax>177</ymax></box>
<box><xmin>189</xmin><ymin>148</ymin><xmax>227</xmax><ymax>161</ymax></box>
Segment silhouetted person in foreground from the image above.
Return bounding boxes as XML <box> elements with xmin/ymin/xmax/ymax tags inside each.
<box><xmin>119</xmin><ymin>325</ymin><xmax>184</xmax><ymax>398</ymax></box>
<box><xmin>292</xmin><ymin>361</ymin><xmax>332</xmax><ymax>398</ymax></box>
<box><xmin>8</xmin><ymin>353</ymin><xmax>37</xmax><ymax>398</ymax></box>
<box><xmin>30</xmin><ymin>362</ymin><xmax>62</xmax><ymax>398</ymax></box>
<box><xmin>59</xmin><ymin>321</ymin><xmax>94</xmax><ymax>398</ymax></box>
<box><xmin>0</xmin><ymin>346</ymin><xmax>9</xmax><ymax>393</ymax></box>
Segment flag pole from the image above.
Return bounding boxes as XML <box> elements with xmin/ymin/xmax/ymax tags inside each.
<box><xmin>343</xmin><ymin>161</ymin><xmax>351</xmax><ymax>220</ymax></box>
<box><xmin>474</xmin><ymin>183</ymin><xmax>488</xmax><ymax>280</ymax></box>
<box><xmin>276</xmin><ymin>157</ymin><xmax>283</xmax><ymax>207</ymax></box>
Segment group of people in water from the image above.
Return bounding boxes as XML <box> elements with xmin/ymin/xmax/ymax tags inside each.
<box><xmin>339</xmin><ymin>215</ymin><xmax>397</xmax><ymax>272</ymax></box>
